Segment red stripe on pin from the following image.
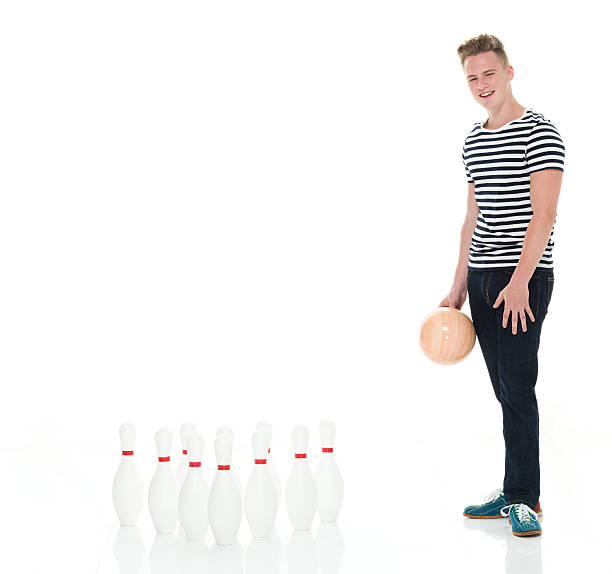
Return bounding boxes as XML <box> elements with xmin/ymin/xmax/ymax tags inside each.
<box><xmin>159</xmin><ymin>456</ymin><xmax>170</xmax><ymax>462</ymax></box>
<box><xmin>189</xmin><ymin>462</ymin><xmax>201</xmax><ymax>467</ymax></box>
<box><xmin>322</xmin><ymin>448</ymin><xmax>333</xmax><ymax>453</ymax></box>
<box><xmin>255</xmin><ymin>459</ymin><xmax>267</xmax><ymax>464</ymax></box>
<box><xmin>122</xmin><ymin>450</ymin><xmax>134</xmax><ymax>456</ymax></box>
<box><xmin>183</xmin><ymin>450</ymin><xmax>187</xmax><ymax>455</ymax></box>
<box><xmin>218</xmin><ymin>464</ymin><xmax>230</xmax><ymax>470</ymax></box>
<box><xmin>295</xmin><ymin>453</ymin><xmax>307</xmax><ymax>459</ymax></box>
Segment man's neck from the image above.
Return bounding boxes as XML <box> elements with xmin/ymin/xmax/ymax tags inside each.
<box><xmin>484</xmin><ymin>101</ymin><xmax>526</xmax><ymax>130</ymax></box>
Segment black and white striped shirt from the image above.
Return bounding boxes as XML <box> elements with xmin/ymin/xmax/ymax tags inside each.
<box><xmin>462</xmin><ymin>108</ymin><xmax>565</xmax><ymax>270</ymax></box>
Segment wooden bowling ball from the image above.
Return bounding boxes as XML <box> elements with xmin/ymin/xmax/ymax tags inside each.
<box><xmin>419</xmin><ymin>307</ymin><xmax>476</xmax><ymax>365</ymax></box>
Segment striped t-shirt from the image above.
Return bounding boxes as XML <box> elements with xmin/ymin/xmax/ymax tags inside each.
<box><xmin>462</xmin><ymin>108</ymin><xmax>565</xmax><ymax>270</ymax></box>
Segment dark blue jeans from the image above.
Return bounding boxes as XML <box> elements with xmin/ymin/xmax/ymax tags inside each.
<box><xmin>467</xmin><ymin>267</ymin><xmax>554</xmax><ymax>510</ymax></box>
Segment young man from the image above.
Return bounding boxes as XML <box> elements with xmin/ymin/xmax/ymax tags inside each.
<box><xmin>439</xmin><ymin>34</ymin><xmax>564</xmax><ymax>537</ymax></box>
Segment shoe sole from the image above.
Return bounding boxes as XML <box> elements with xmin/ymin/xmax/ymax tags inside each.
<box><xmin>463</xmin><ymin>512</ymin><xmax>503</xmax><ymax>519</ymax></box>
<box><xmin>512</xmin><ymin>529</ymin><xmax>542</xmax><ymax>537</ymax></box>
<box><xmin>463</xmin><ymin>511</ymin><xmax>543</xmax><ymax>519</ymax></box>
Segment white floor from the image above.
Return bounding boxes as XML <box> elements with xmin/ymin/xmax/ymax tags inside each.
<box><xmin>3</xmin><ymin>428</ymin><xmax>608</xmax><ymax>574</ymax></box>
<box><xmin>2</xmin><ymin>1</ymin><xmax>610</xmax><ymax>571</ymax></box>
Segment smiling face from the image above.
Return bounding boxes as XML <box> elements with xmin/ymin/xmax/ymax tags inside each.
<box><xmin>463</xmin><ymin>51</ymin><xmax>514</xmax><ymax>110</ymax></box>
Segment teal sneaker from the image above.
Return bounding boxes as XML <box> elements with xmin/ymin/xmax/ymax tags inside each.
<box><xmin>501</xmin><ymin>503</ymin><xmax>542</xmax><ymax>537</ymax></box>
<box><xmin>463</xmin><ymin>488</ymin><xmax>508</xmax><ymax>519</ymax></box>
<box><xmin>463</xmin><ymin>488</ymin><xmax>543</xmax><ymax>519</ymax></box>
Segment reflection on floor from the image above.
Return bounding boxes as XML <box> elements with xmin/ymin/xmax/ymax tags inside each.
<box><xmin>104</xmin><ymin>522</ymin><xmax>343</xmax><ymax>574</ymax></box>
<box><xmin>463</xmin><ymin>515</ymin><xmax>542</xmax><ymax>574</ymax></box>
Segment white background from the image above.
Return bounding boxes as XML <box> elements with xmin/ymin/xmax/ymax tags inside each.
<box><xmin>1</xmin><ymin>1</ymin><xmax>610</xmax><ymax>573</ymax></box>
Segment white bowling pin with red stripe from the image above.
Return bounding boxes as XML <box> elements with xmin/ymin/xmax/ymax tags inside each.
<box><xmin>178</xmin><ymin>432</ymin><xmax>209</xmax><ymax>541</ymax></box>
<box><xmin>148</xmin><ymin>428</ymin><xmax>179</xmax><ymax>533</ymax></box>
<box><xmin>285</xmin><ymin>425</ymin><xmax>317</xmax><ymax>530</ymax></box>
<box><xmin>245</xmin><ymin>429</ymin><xmax>278</xmax><ymax>538</ymax></box>
<box><xmin>216</xmin><ymin>426</ymin><xmax>242</xmax><ymax>497</ymax></box>
<box><xmin>176</xmin><ymin>422</ymin><xmax>198</xmax><ymax>489</ymax></box>
<box><xmin>315</xmin><ymin>420</ymin><xmax>344</xmax><ymax>522</ymax></box>
<box><xmin>112</xmin><ymin>422</ymin><xmax>144</xmax><ymax>525</ymax></box>
<box><xmin>256</xmin><ymin>420</ymin><xmax>282</xmax><ymax>504</ymax></box>
<box><xmin>208</xmin><ymin>434</ymin><xmax>242</xmax><ymax>545</ymax></box>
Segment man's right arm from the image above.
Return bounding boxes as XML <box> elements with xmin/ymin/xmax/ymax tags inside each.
<box><xmin>439</xmin><ymin>182</ymin><xmax>478</xmax><ymax>309</ymax></box>
<box><xmin>454</xmin><ymin>182</ymin><xmax>479</xmax><ymax>285</ymax></box>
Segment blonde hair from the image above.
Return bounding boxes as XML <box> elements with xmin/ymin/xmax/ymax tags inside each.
<box><xmin>457</xmin><ymin>34</ymin><xmax>509</xmax><ymax>69</ymax></box>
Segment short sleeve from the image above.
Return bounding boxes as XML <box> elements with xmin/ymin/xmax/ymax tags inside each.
<box><xmin>462</xmin><ymin>147</ymin><xmax>474</xmax><ymax>183</ymax></box>
<box><xmin>525</xmin><ymin>121</ymin><xmax>565</xmax><ymax>174</ymax></box>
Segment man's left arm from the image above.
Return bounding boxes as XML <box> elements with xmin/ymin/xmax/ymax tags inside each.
<box><xmin>493</xmin><ymin>168</ymin><xmax>563</xmax><ymax>333</ymax></box>
<box><xmin>512</xmin><ymin>169</ymin><xmax>563</xmax><ymax>284</ymax></box>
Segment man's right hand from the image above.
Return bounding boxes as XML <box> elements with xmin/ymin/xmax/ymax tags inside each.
<box><xmin>439</xmin><ymin>283</ymin><xmax>467</xmax><ymax>310</ymax></box>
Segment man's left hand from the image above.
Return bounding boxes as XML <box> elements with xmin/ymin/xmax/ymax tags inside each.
<box><xmin>493</xmin><ymin>279</ymin><xmax>535</xmax><ymax>335</ymax></box>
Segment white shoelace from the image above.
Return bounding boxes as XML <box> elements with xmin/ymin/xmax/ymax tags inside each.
<box><xmin>483</xmin><ymin>487</ymin><xmax>503</xmax><ymax>503</ymax></box>
<box><xmin>500</xmin><ymin>503</ymin><xmax>538</xmax><ymax>522</ymax></box>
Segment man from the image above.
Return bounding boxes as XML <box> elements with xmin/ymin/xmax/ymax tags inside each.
<box><xmin>439</xmin><ymin>34</ymin><xmax>564</xmax><ymax>537</ymax></box>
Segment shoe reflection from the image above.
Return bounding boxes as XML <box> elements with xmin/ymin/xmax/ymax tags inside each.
<box><xmin>462</xmin><ymin>517</ymin><xmax>543</xmax><ymax>574</ymax></box>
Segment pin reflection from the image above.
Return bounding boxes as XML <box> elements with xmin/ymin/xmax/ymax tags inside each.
<box><xmin>315</xmin><ymin>522</ymin><xmax>344</xmax><ymax>574</ymax></box>
<box><xmin>149</xmin><ymin>533</ymin><xmax>182</xmax><ymax>574</ymax></box>
<box><xmin>211</xmin><ymin>541</ymin><xmax>243</xmax><ymax>574</ymax></box>
<box><xmin>245</xmin><ymin>536</ymin><xmax>280</xmax><ymax>573</ymax></box>
<box><xmin>113</xmin><ymin>525</ymin><xmax>145</xmax><ymax>574</ymax></box>
<box><xmin>286</xmin><ymin>530</ymin><xmax>317</xmax><ymax>574</ymax></box>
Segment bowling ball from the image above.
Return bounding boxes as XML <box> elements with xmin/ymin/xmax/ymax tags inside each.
<box><xmin>419</xmin><ymin>307</ymin><xmax>476</xmax><ymax>365</ymax></box>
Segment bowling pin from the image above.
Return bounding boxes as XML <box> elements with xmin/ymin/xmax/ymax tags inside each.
<box><xmin>148</xmin><ymin>428</ymin><xmax>179</xmax><ymax>533</ymax></box>
<box><xmin>176</xmin><ymin>422</ymin><xmax>198</xmax><ymax>489</ymax></box>
<box><xmin>285</xmin><ymin>425</ymin><xmax>317</xmax><ymax>530</ymax></box>
<box><xmin>112</xmin><ymin>422</ymin><xmax>144</xmax><ymax>525</ymax></box>
<box><xmin>178</xmin><ymin>432</ymin><xmax>209</xmax><ymax>541</ymax></box>
<box><xmin>245</xmin><ymin>429</ymin><xmax>278</xmax><ymax>538</ymax></box>
<box><xmin>315</xmin><ymin>420</ymin><xmax>344</xmax><ymax>522</ymax></box>
<box><xmin>216</xmin><ymin>426</ymin><xmax>242</xmax><ymax>497</ymax></box>
<box><xmin>255</xmin><ymin>420</ymin><xmax>282</xmax><ymax>504</ymax></box>
<box><xmin>208</xmin><ymin>433</ymin><xmax>242</xmax><ymax>545</ymax></box>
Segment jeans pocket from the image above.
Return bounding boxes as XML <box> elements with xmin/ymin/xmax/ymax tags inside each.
<box><xmin>527</xmin><ymin>273</ymin><xmax>541</xmax><ymax>318</ymax></box>
<box><xmin>547</xmin><ymin>276</ymin><xmax>554</xmax><ymax>301</ymax></box>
